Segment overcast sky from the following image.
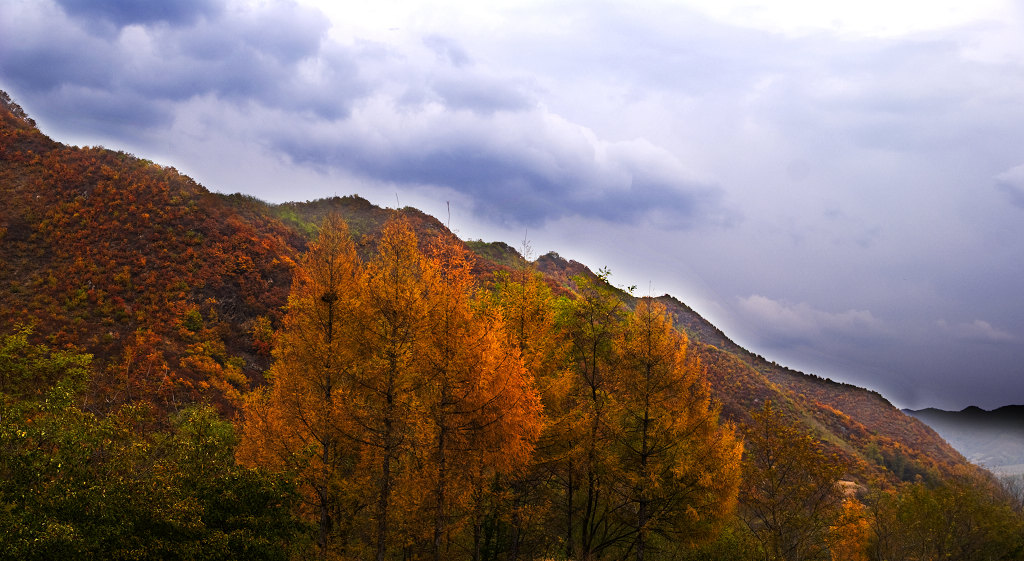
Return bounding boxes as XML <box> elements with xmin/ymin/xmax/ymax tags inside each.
<box><xmin>3</xmin><ymin>0</ymin><xmax>1024</xmax><ymax>410</ymax></box>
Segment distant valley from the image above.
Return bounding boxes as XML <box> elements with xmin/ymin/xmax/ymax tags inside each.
<box><xmin>906</xmin><ymin>405</ymin><xmax>1024</xmax><ymax>476</ymax></box>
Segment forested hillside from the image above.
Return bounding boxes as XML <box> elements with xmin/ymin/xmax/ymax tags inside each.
<box><xmin>2</xmin><ymin>91</ymin><xmax>1022</xmax><ymax>560</ymax></box>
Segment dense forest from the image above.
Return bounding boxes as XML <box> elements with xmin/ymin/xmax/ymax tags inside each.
<box><xmin>2</xmin><ymin>90</ymin><xmax>1024</xmax><ymax>560</ymax></box>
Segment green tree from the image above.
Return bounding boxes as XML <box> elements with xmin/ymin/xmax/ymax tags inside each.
<box><xmin>555</xmin><ymin>273</ymin><xmax>628</xmax><ymax>559</ymax></box>
<box><xmin>868</xmin><ymin>472</ymin><xmax>1024</xmax><ymax>561</ymax></box>
<box><xmin>0</xmin><ymin>325</ymin><xmax>91</xmax><ymax>397</ymax></box>
<box><xmin>0</xmin><ymin>335</ymin><xmax>300</xmax><ymax>561</ymax></box>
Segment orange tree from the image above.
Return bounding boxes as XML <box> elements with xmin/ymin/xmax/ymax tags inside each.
<box><xmin>611</xmin><ymin>298</ymin><xmax>742</xmax><ymax>561</ymax></box>
<box><xmin>739</xmin><ymin>401</ymin><xmax>846</xmax><ymax>561</ymax></box>
<box><xmin>237</xmin><ymin>214</ymin><xmax>362</xmax><ymax>560</ymax></box>
<box><xmin>239</xmin><ymin>216</ymin><xmax>544</xmax><ymax>561</ymax></box>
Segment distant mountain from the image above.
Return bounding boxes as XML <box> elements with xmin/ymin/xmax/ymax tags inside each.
<box><xmin>905</xmin><ymin>406</ymin><xmax>1024</xmax><ymax>475</ymax></box>
<box><xmin>0</xmin><ymin>90</ymin><xmax>978</xmax><ymax>487</ymax></box>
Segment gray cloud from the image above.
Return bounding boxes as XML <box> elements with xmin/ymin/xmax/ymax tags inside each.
<box><xmin>270</xmin><ymin>98</ymin><xmax>725</xmax><ymax>227</ymax></box>
<box><xmin>734</xmin><ymin>294</ymin><xmax>886</xmax><ymax>349</ymax></box>
<box><xmin>430</xmin><ymin>75</ymin><xmax>533</xmax><ymax>114</ymax></box>
<box><xmin>0</xmin><ymin>0</ymin><xmax>360</xmax><ymax>132</ymax></box>
<box><xmin>40</xmin><ymin>86</ymin><xmax>174</xmax><ymax>135</ymax></box>
<box><xmin>56</xmin><ymin>0</ymin><xmax>221</xmax><ymax>28</ymax></box>
<box><xmin>423</xmin><ymin>35</ymin><xmax>472</xmax><ymax>67</ymax></box>
<box><xmin>0</xmin><ymin>0</ymin><xmax>724</xmax><ymax>228</ymax></box>
<box><xmin>996</xmin><ymin>164</ymin><xmax>1024</xmax><ymax>208</ymax></box>
<box><xmin>936</xmin><ymin>319</ymin><xmax>1017</xmax><ymax>343</ymax></box>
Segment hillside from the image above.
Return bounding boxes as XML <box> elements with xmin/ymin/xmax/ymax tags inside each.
<box><xmin>532</xmin><ymin>253</ymin><xmax>971</xmax><ymax>486</ymax></box>
<box><xmin>0</xmin><ymin>91</ymin><xmax>973</xmax><ymax>486</ymax></box>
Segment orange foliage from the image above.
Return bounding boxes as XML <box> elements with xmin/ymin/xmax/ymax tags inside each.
<box><xmin>612</xmin><ymin>299</ymin><xmax>742</xmax><ymax>556</ymax></box>
<box><xmin>238</xmin><ymin>217</ymin><xmax>543</xmax><ymax>560</ymax></box>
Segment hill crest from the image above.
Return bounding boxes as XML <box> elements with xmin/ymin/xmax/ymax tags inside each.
<box><xmin>0</xmin><ymin>90</ymin><xmax>976</xmax><ymax>486</ymax></box>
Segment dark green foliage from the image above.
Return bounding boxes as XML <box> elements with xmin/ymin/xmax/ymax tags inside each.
<box><xmin>465</xmin><ymin>239</ymin><xmax>523</xmax><ymax>269</ymax></box>
<box><xmin>182</xmin><ymin>309</ymin><xmax>205</xmax><ymax>333</ymax></box>
<box><xmin>0</xmin><ymin>325</ymin><xmax>91</xmax><ymax>397</ymax></box>
<box><xmin>0</xmin><ymin>337</ymin><xmax>302</xmax><ymax>561</ymax></box>
<box><xmin>868</xmin><ymin>474</ymin><xmax>1024</xmax><ymax>561</ymax></box>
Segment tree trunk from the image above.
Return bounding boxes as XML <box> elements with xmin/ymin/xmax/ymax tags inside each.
<box><xmin>433</xmin><ymin>425</ymin><xmax>448</xmax><ymax>561</ymax></box>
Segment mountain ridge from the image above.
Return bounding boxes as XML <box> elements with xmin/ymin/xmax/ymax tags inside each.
<box><xmin>0</xmin><ymin>90</ymin><xmax>977</xmax><ymax>487</ymax></box>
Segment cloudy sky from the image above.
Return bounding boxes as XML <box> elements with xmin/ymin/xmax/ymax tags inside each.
<box><xmin>3</xmin><ymin>0</ymin><xmax>1024</xmax><ymax>410</ymax></box>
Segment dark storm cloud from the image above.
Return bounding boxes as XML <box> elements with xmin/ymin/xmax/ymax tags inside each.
<box><xmin>0</xmin><ymin>0</ymin><xmax>723</xmax><ymax>228</ymax></box>
<box><xmin>0</xmin><ymin>0</ymin><xmax>362</xmax><ymax>136</ymax></box>
<box><xmin>0</xmin><ymin>5</ymin><xmax>116</xmax><ymax>93</ymax></box>
<box><xmin>39</xmin><ymin>87</ymin><xmax>175</xmax><ymax>134</ymax></box>
<box><xmin>55</xmin><ymin>0</ymin><xmax>221</xmax><ymax>27</ymax></box>
<box><xmin>272</xmin><ymin>106</ymin><xmax>724</xmax><ymax>227</ymax></box>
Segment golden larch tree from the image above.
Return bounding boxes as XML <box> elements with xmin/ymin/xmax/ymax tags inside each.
<box><xmin>740</xmin><ymin>401</ymin><xmax>846</xmax><ymax>561</ymax></box>
<box><xmin>488</xmin><ymin>262</ymin><xmax>567</xmax><ymax>560</ymax></box>
<box><xmin>555</xmin><ymin>272</ymin><xmax>628</xmax><ymax>559</ymax></box>
<box><xmin>236</xmin><ymin>213</ymin><xmax>362</xmax><ymax>560</ymax></box>
<box><xmin>347</xmin><ymin>217</ymin><xmax>433</xmax><ymax>561</ymax></box>
<box><xmin>415</xmin><ymin>234</ymin><xmax>544</xmax><ymax>561</ymax></box>
<box><xmin>611</xmin><ymin>298</ymin><xmax>742</xmax><ymax>561</ymax></box>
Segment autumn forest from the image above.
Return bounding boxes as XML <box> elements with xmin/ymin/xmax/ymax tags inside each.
<box><xmin>2</xmin><ymin>91</ymin><xmax>1024</xmax><ymax>561</ymax></box>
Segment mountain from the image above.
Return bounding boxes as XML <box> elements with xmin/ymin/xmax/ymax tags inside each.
<box><xmin>0</xmin><ymin>90</ymin><xmax>976</xmax><ymax>487</ymax></box>
<box><xmin>906</xmin><ymin>406</ymin><xmax>1024</xmax><ymax>475</ymax></box>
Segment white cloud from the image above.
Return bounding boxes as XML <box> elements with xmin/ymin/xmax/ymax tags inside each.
<box><xmin>936</xmin><ymin>319</ymin><xmax>1017</xmax><ymax>343</ymax></box>
<box><xmin>676</xmin><ymin>0</ymin><xmax>1014</xmax><ymax>38</ymax></box>
<box><xmin>735</xmin><ymin>294</ymin><xmax>885</xmax><ymax>347</ymax></box>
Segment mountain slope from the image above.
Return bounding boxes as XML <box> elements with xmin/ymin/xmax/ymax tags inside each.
<box><xmin>0</xmin><ymin>91</ymin><xmax>974</xmax><ymax>486</ymax></box>
<box><xmin>528</xmin><ymin>254</ymin><xmax>971</xmax><ymax>485</ymax></box>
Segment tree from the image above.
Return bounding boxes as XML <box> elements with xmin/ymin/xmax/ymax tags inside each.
<box><xmin>1</xmin><ymin>335</ymin><xmax>299</xmax><ymax>561</ymax></box>
<box><xmin>0</xmin><ymin>325</ymin><xmax>91</xmax><ymax>397</ymax></box>
<box><xmin>867</xmin><ymin>472</ymin><xmax>1024</xmax><ymax>561</ymax></box>
<box><xmin>415</xmin><ymin>235</ymin><xmax>543</xmax><ymax>561</ymax></box>
<box><xmin>554</xmin><ymin>272</ymin><xmax>628</xmax><ymax>559</ymax></box>
<box><xmin>237</xmin><ymin>213</ymin><xmax>362</xmax><ymax>560</ymax></box>
<box><xmin>486</xmin><ymin>261</ymin><xmax>566</xmax><ymax>561</ymax></box>
<box><xmin>611</xmin><ymin>298</ymin><xmax>742</xmax><ymax>561</ymax></box>
<box><xmin>826</xmin><ymin>499</ymin><xmax>869</xmax><ymax>561</ymax></box>
<box><xmin>344</xmin><ymin>217</ymin><xmax>434</xmax><ymax>561</ymax></box>
<box><xmin>739</xmin><ymin>401</ymin><xmax>846</xmax><ymax>561</ymax></box>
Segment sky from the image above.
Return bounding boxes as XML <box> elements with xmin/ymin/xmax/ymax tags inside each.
<box><xmin>2</xmin><ymin>0</ymin><xmax>1024</xmax><ymax>410</ymax></box>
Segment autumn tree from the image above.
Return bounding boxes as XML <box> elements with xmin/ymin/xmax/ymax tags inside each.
<box><xmin>611</xmin><ymin>298</ymin><xmax>742</xmax><ymax>561</ymax></box>
<box><xmin>341</xmin><ymin>217</ymin><xmax>436</xmax><ymax>561</ymax></box>
<box><xmin>237</xmin><ymin>213</ymin><xmax>362</xmax><ymax>560</ymax></box>
<box><xmin>867</xmin><ymin>472</ymin><xmax>1024</xmax><ymax>561</ymax></box>
<box><xmin>826</xmin><ymin>499</ymin><xmax>869</xmax><ymax>561</ymax></box>
<box><xmin>485</xmin><ymin>252</ymin><xmax>566</xmax><ymax>560</ymax></box>
<box><xmin>415</xmin><ymin>235</ymin><xmax>543</xmax><ymax>561</ymax></box>
<box><xmin>553</xmin><ymin>272</ymin><xmax>628</xmax><ymax>559</ymax></box>
<box><xmin>739</xmin><ymin>401</ymin><xmax>846</xmax><ymax>561</ymax></box>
